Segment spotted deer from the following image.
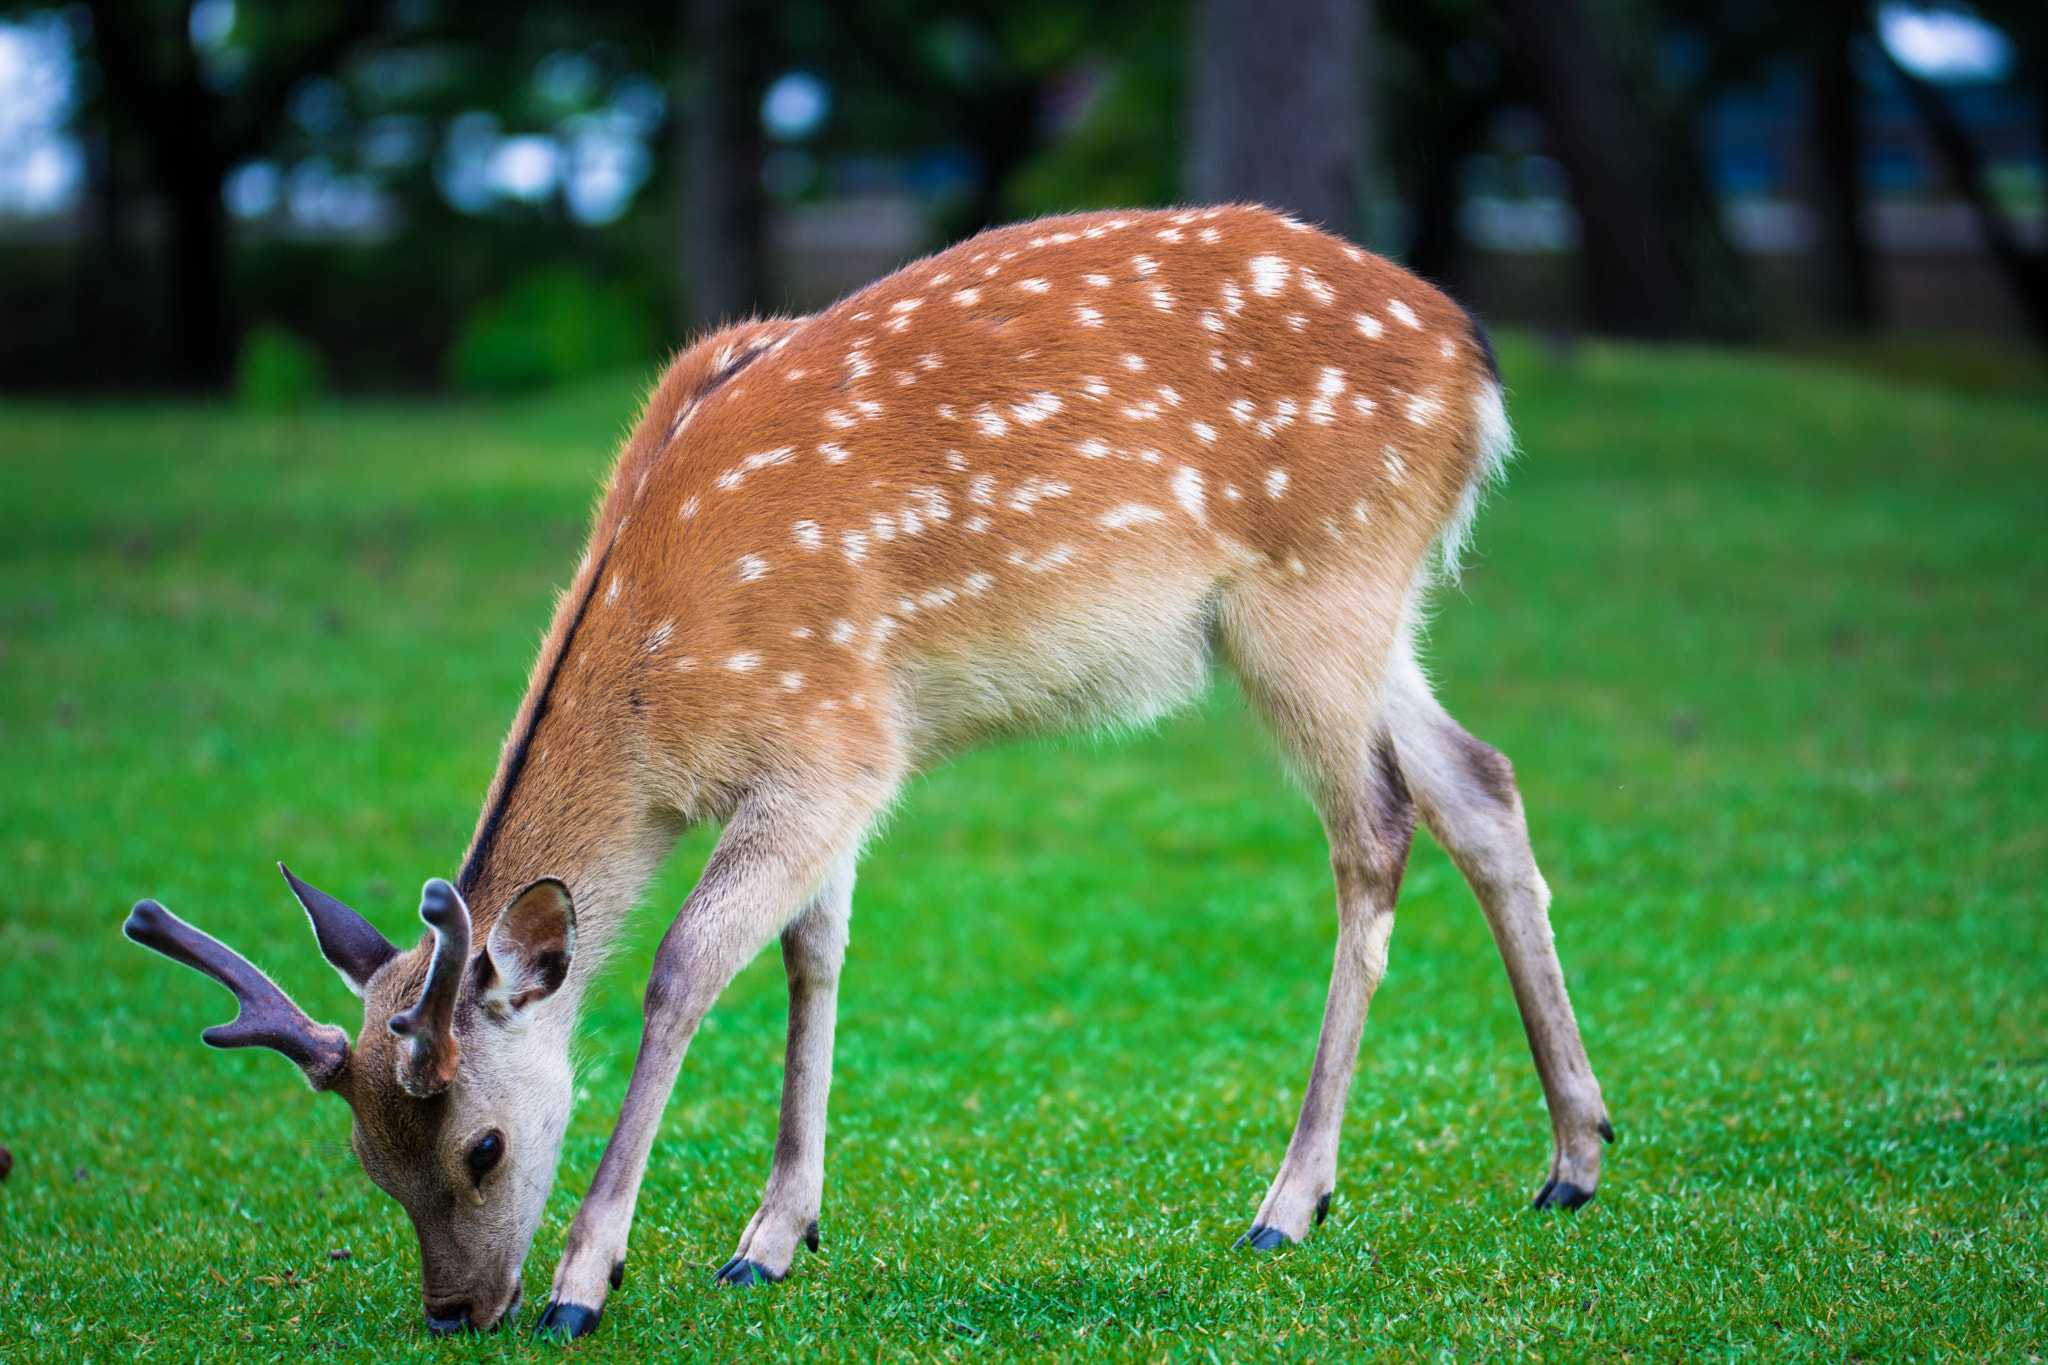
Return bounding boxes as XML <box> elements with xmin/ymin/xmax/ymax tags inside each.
<box><xmin>126</xmin><ymin>204</ymin><xmax>1613</xmax><ymax>1339</ymax></box>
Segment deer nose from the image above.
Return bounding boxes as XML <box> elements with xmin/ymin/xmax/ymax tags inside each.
<box><xmin>425</xmin><ymin>1303</ymin><xmax>472</xmax><ymax>1335</ymax></box>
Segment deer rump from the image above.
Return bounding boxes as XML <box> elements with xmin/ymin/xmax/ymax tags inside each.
<box><xmin>125</xmin><ymin>205</ymin><xmax>1613</xmax><ymax>1342</ymax></box>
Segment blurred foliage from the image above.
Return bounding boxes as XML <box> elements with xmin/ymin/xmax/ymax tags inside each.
<box><xmin>234</xmin><ymin>321</ymin><xmax>327</xmax><ymax>411</ymax></box>
<box><xmin>448</xmin><ymin>268</ymin><xmax>656</xmax><ymax>393</ymax></box>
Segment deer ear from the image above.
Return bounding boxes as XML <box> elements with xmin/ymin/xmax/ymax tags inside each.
<box><xmin>477</xmin><ymin>879</ymin><xmax>576</xmax><ymax>1020</ymax></box>
<box><xmin>279</xmin><ymin>864</ymin><xmax>399</xmax><ymax>997</ymax></box>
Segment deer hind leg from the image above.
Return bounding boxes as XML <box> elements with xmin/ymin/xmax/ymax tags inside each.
<box><xmin>1218</xmin><ymin>573</ymin><xmax>1417</xmax><ymax>1249</ymax></box>
<box><xmin>537</xmin><ymin>780</ymin><xmax>888</xmax><ymax>1340</ymax></box>
<box><xmin>1383</xmin><ymin>646</ymin><xmax>1614</xmax><ymax>1209</ymax></box>
<box><xmin>713</xmin><ymin>849</ymin><xmax>855</xmax><ymax>1286</ymax></box>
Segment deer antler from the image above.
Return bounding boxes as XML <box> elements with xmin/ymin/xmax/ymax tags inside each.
<box><xmin>386</xmin><ymin>879</ymin><xmax>471</xmax><ymax>1096</ymax></box>
<box><xmin>123</xmin><ymin>900</ymin><xmax>350</xmax><ymax>1089</ymax></box>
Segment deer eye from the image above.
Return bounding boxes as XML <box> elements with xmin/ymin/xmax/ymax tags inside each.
<box><xmin>466</xmin><ymin>1130</ymin><xmax>505</xmax><ymax>1183</ymax></box>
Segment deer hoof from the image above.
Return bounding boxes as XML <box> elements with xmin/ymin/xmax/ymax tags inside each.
<box><xmin>609</xmin><ymin>1260</ymin><xmax>625</xmax><ymax>1291</ymax></box>
<box><xmin>1233</xmin><ymin>1224</ymin><xmax>1293</xmax><ymax>1252</ymax></box>
<box><xmin>804</xmin><ymin>1220</ymin><xmax>821</xmax><ymax>1254</ymax></box>
<box><xmin>534</xmin><ymin>1301</ymin><xmax>602</xmax><ymax>1341</ymax></box>
<box><xmin>1532</xmin><ymin>1178</ymin><xmax>1595</xmax><ymax>1211</ymax></box>
<box><xmin>713</xmin><ymin>1257</ymin><xmax>783</xmax><ymax>1288</ymax></box>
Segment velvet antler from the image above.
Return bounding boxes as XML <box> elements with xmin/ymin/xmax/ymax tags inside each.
<box><xmin>124</xmin><ymin>899</ymin><xmax>350</xmax><ymax>1089</ymax></box>
<box><xmin>386</xmin><ymin>878</ymin><xmax>471</xmax><ymax>1096</ymax></box>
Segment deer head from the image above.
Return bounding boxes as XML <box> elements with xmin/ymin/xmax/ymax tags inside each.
<box><xmin>125</xmin><ymin>866</ymin><xmax>579</xmax><ymax>1333</ymax></box>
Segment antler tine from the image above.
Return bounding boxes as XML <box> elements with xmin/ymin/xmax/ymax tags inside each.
<box><xmin>123</xmin><ymin>900</ymin><xmax>350</xmax><ymax>1089</ymax></box>
<box><xmin>386</xmin><ymin>878</ymin><xmax>472</xmax><ymax>1096</ymax></box>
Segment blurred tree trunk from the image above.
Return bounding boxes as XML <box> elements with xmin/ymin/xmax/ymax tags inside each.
<box><xmin>1493</xmin><ymin>0</ymin><xmax>1688</xmax><ymax>337</ymax></box>
<box><xmin>684</xmin><ymin>0</ymin><xmax>769</xmax><ymax>330</ymax></box>
<box><xmin>1805</xmin><ymin>6</ymin><xmax>1876</xmax><ymax>331</ymax></box>
<box><xmin>1884</xmin><ymin>52</ymin><xmax>2048</xmax><ymax>346</ymax></box>
<box><xmin>1186</xmin><ymin>0</ymin><xmax>1367</xmax><ymax>238</ymax></box>
<box><xmin>84</xmin><ymin>0</ymin><xmax>382</xmax><ymax>389</ymax></box>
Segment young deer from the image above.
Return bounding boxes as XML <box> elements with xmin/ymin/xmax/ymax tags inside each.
<box><xmin>127</xmin><ymin>204</ymin><xmax>1613</xmax><ymax>1339</ymax></box>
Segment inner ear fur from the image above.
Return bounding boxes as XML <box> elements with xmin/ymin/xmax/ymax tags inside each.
<box><xmin>477</xmin><ymin>878</ymin><xmax>577</xmax><ymax>1018</ymax></box>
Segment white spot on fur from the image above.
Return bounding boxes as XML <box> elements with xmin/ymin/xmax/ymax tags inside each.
<box><xmin>1299</xmin><ymin>271</ymin><xmax>1335</xmax><ymax>306</ymax></box>
<box><xmin>1007</xmin><ymin>544</ymin><xmax>1077</xmax><ymax>572</ymax></box>
<box><xmin>1209</xmin><ymin>350</ymin><xmax>1227</xmax><ymax>371</ymax></box>
<box><xmin>973</xmin><ymin>406</ymin><xmax>1011</xmax><ymax>438</ymax></box>
<box><xmin>1220</xmin><ymin>279</ymin><xmax>1245</xmax><ymax>315</ymax></box>
<box><xmin>1229</xmin><ymin>398</ymin><xmax>1255</xmax><ymax>424</ymax></box>
<box><xmin>1352</xmin><ymin>394</ymin><xmax>1378</xmax><ymax>416</ymax></box>
<box><xmin>1101</xmin><ymin>503</ymin><xmax>1164</xmax><ymax>529</ymax></box>
<box><xmin>1013</xmin><ymin>392</ymin><xmax>1063</xmax><ymax>424</ymax></box>
<box><xmin>1172</xmin><ymin>466</ymin><xmax>1206</xmax><ymax>523</ymax></box>
<box><xmin>1007</xmin><ymin>478</ymin><xmax>1072</xmax><ymax>513</ymax></box>
<box><xmin>1075</xmin><ymin>437</ymin><xmax>1110</xmax><ymax>459</ymax></box>
<box><xmin>792</xmin><ymin>520</ymin><xmax>822</xmax><ymax>551</ymax></box>
<box><xmin>1198</xmin><ymin>227</ymin><xmax>1221</xmax><ymax>243</ymax></box>
<box><xmin>823</xmin><ymin>409</ymin><xmax>856</xmax><ymax>429</ymax></box>
<box><xmin>1148</xmin><ymin>287</ymin><xmax>1175</xmax><ymax>311</ymax></box>
<box><xmin>1130</xmin><ymin>254</ymin><xmax>1159</xmax><ymax>277</ymax></box>
<box><xmin>1018</xmin><ymin>277</ymin><xmax>1051</xmax><ymax>293</ymax></box>
<box><xmin>1249</xmin><ymin>255</ymin><xmax>1290</xmax><ymax>295</ymax></box>
<box><xmin>1200</xmin><ymin>312</ymin><xmax>1225</xmax><ymax>332</ymax></box>
<box><xmin>1383</xmin><ymin>447</ymin><xmax>1407</xmax><ymax>482</ymax></box>
<box><xmin>818</xmin><ymin>441</ymin><xmax>851</xmax><ymax>463</ymax></box>
<box><xmin>1156</xmin><ymin>227</ymin><xmax>1184</xmax><ymax>243</ymax></box>
<box><xmin>964</xmin><ymin>515</ymin><xmax>991</xmax><ymax>533</ymax></box>
<box><xmin>1121</xmin><ymin>353</ymin><xmax>1146</xmax><ymax>371</ymax></box>
<box><xmin>1388</xmin><ymin>299</ymin><xmax>1421</xmax><ymax>328</ymax></box>
<box><xmin>1405</xmin><ymin>390</ymin><xmax>1445</xmax><ymax>425</ymax></box>
<box><xmin>727</xmin><ymin>652</ymin><xmax>759</xmax><ymax>672</ymax></box>
<box><xmin>792</xmin><ymin>627</ymin><xmax>812</xmax><ymax>639</ymax></box>
<box><xmin>1075</xmin><ymin>305</ymin><xmax>1105</xmax><ymax>326</ymax></box>
<box><xmin>1356</xmin><ymin>312</ymin><xmax>1384</xmax><ymax>339</ymax></box>
<box><xmin>829</xmin><ymin>619</ymin><xmax>856</xmax><ymax>644</ymax></box>
<box><xmin>1287</xmin><ymin>556</ymin><xmax>1306</xmax><ymax>576</ymax></box>
<box><xmin>1192</xmin><ymin>420</ymin><xmax>1218</xmax><ymax>444</ymax></box>
<box><xmin>967</xmin><ymin>475</ymin><xmax>996</xmax><ymax>505</ymax></box>
<box><xmin>918</xmin><ymin>353</ymin><xmax>944</xmax><ymax>371</ymax></box>
<box><xmin>779</xmin><ymin>671</ymin><xmax>804</xmax><ymax>692</ymax></box>
<box><xmin>953</xmin><ymin>288</ymin><xmax>981</xmax><ymax>305</ymax></box>
<box><xmin>1308</xmin><ymin>367</ymin><xmax>1345</xmax><ymax>424</ymax></box>
<box><xmin>1080</xmin><ymin>376</ymin><xmax>1112</xmax><ymax>400</ymax></box>
<box><xmin>1265</xmin><ymin>468</ymin><xmax>1289</xmax><ymax>499</ymax></box>
<box><xmin>674</xmin><ymin>656</ymin><xmax>696</xmax><ymax>671</ymax></box>
<box><xmin>605</xmin><ymin>576</ymin><xmax>621</xmax><ymax>605</ymax></box>
<box><xmin>1084</xmin><ymin>273</ymin><xmax>1111</xmax><ymax>287</ymax></box>
<box><xmin>1224</xmin><ymin>483</ymin><xmax>1241</xmax><ymax>501</ymax></box>
<box><xmin>679</xmin><ymin>494</ymin><xmax>700</xmax><ymax>520</ymax></box>
<box><xmin>841</xmin><ymin>530</ymin><xmax>870</xmax><ymax>564</ymax></box>
<box><xmin>737</xmin><ymin>554</ymin><xmax>769</xmax><ymax>582</ymax></box>
<box><xmin>645</xmin><ymin>620</ymin><xmax>672</xmax><ymax>652</ymax></box>
<box><xmin>1284</xmin><ymin>313</ymin><xmax>1308</xmax><ymax>331</ymax></box>
<box><xmin>961</xmin><ymin>571</ymin><xmax>993</xmax><ymax>595</ymax></box>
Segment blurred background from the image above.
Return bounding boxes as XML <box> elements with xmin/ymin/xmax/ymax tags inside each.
<box><xmin>0</xmin><ymin>0</ymin><xmax>2042</xmax><ymax>398</ymax></box>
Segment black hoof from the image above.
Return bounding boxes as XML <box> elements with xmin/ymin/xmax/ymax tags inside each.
<box><xmin>1314</xmin><ymin>1193</ymin><xmax>1332</xmax><ymax>1227</ymax></box>
<box><xmin>1598</xmin><ymin>1118</ymin><xmax>1617</xmax><ymax>1144</ymax></box>
<box><xmin>609</xmin><ymin>1260</ymin><xmax>625</xmax><ymax>1291</ymax></box>
<box><xmin>713</xmin><ymin>1257</ymin><xmax>783</xmax><ymax>1287</ymax></box>
<box><xmin>1233</xmin><ymin>1224</ymin><xmax>1293</xmax><ymax>1252</ymax></box>
<box><xmin>804</xmin><ymin>1220</ymin><xmax>821</xmax><ymax>1254</ymax></box>
<box><xmin>1532</xmin><ymin>1178</ymin><xmax>1596</xmax><ymax>1211</ymax></box>
<box><xmin>534</xmin><ymin>1301</ymin><xmax>602</xmax><ymax>1341</ymax></box>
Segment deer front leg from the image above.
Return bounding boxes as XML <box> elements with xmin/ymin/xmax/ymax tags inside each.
<box><xmin>713</xmin><ymin>849</ymin><xmax>855</xmax><ymax>1286</ymax></box>
<box><xmin>535</xmin><ymin>792</ymin><xmax>879</xmax><ymax>1340</ymax></box>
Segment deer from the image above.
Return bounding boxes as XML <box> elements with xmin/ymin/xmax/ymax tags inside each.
<box><xmin>125</xmin><ymin>203</ymin><xmax>1613</xmax><ymax>1340</ymax></box>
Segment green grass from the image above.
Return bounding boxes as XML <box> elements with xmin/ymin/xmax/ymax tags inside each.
<box><xmin>2</xmin><ymin>336</ymin><xmax>2044</xmax><ymax>1362</ymax></box>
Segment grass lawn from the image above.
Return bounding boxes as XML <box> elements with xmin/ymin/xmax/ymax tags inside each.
<box><xmin>1</xmin><ymin>336</ymin><xmax>2044</xmax><ymax>1362</ymax></box>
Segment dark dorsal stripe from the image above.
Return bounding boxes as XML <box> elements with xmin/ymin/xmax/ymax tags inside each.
<box><xmin>456</xmin><ymin>338</ymin><xmax>784</xmax><ymax>899</ymax></box>
<box><xmin>457</xmin><ymin>534</ymin><xmax>618</xmax><ymax>898</ymax></box>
